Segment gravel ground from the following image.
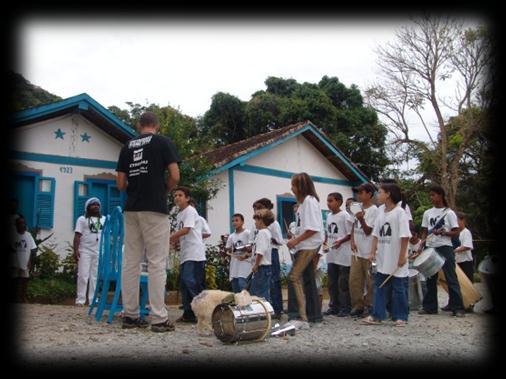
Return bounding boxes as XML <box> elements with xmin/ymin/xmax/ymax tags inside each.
<box><xmin>10</xmin><ymin>283</ymin><xmax>497</xmax><ymax>370</ymax></box>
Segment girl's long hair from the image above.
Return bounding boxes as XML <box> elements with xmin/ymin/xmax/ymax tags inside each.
<box><xmin>429</xmin><ymin>185</ymin><xmax>449</xmax><ymax>207</ymax></box>
<box><xmin>291</xmin><ymin>173</ymin><xmax>319</xmax><ymax>203</ymax></box>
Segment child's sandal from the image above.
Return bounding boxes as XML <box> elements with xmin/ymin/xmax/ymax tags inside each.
<box><xmin>361</xmin><ymin>316</ymin><xmax>382</xmax><ymax>325</ymax></box>
<box><xmin>393</xmin><ymin>320</ymin><xmax>407</xmax><ymax>327</ymax></box>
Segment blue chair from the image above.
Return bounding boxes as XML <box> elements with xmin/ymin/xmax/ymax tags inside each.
<box><xmin>88</xmin><ymin>206</ymin><xmax>150</xmax><ymax>323</ymax></box>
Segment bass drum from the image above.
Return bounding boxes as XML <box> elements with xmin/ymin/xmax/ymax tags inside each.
<box><xmin>212</xmin><ymin>299</ymin><xmax>274</xmax><ymax>343</ymax></box>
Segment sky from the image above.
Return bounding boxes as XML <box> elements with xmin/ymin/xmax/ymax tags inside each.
<box><xmin>16</xmin><ymin>16</ymin><xmax>486</xmax><ymax>145</ymax></box>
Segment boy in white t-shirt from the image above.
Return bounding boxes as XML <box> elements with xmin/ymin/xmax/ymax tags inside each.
<box><xmin>170</xmin><ymin>187</ymin><xmax>206</xmax><ymax>323</ymax></box>
<box><xmin>225</xmin><ymin>213</ymin><xmax>252</xmax><ymax>293</ymax></box>
<box><xmin>249</xmin><ymin>209</ymin><xmax>274</xmax><ymax>302</ymax></box>
<box><xmin>73</xmin><ymin>197</ymin><xmax>106</xmax><ymax>306</ymax></box>
<box><xmin>10</xmin><ymin>215</ymin><xmax>37</xmax><ymax>303</ymax></box>
<box><xmin>324</xmin><ymin>192</ymin><xmax>353</xmax><ymax>317</ymax></box>
<box><xmin>363</xmin><ymin>183</ymin><xmax>410</xmax><ymax>327</ymax></box>
<box><xmin>454</xmin><ymin>212</ymin><xmax>474</xmax><ymax>282</ymax></box>
<box><xmin>349</xmin><ymin>183</ymin><xmax>378</xmax><ymax>318</ymax></box>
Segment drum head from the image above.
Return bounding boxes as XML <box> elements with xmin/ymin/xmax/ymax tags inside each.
<box><xmin>212</xmin><ymin>304</ymin><xmax>236</xmax><ymax>343</ymax></box>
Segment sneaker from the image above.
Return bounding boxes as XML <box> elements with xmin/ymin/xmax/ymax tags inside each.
<box><xmin>337</xmin><ymin>310</ymin><xmax>350</xmax><ymax>317</ymax></box>
<box><xmin>453</xmin><ymin>310</ymin><xmax>466</xmax><ymax>318</ymax></box>
<box><xmin>349</xmin><ymin>308</ymin><xmax>364</xmax><ymax>317</ymax></box>
<box><xmin>151</xmin><ymin>319</ymin><xmax>176</xmax><ymax>332</ymax></box>
<box><xmin>441</xmin><ymin>304</ymin><xmax>452</xmax><ymax>312</ymax></box>
<box><xmin>418</xmin><ymin>309</ymin><xmax>438</xmax><ymax>315</ymax></box>
<box><xmin>122</xmin><ymin>317</ymin><xmax>149</xmax><ymax>329</ymax></box>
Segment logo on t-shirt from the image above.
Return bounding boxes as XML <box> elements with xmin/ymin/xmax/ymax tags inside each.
<box><xmin>328</xmin><ymin>222</ymin><xmax>338</xmax><ymax>235</ymax></box>
<box><xmin>133</xmin><ymin>148</ymin><xmax>143</xmax><ymax>162</ymax></box>
<box><xmin>430</xmin><ymin>216</ymin><xmax>444</xmax><ymax>227</ymax></box>
<box><xmin>379</xmin><ymin>222</ymin><xmax>392</xmax><ymax>237</ymax></box>
<box><xmin>15</xmin><ymin>240</ymin><xmax>28</xmax><ymax>249</ymax></box>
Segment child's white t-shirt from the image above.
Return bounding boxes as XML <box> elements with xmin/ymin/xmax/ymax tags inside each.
<box><xmin>294</xmin><ymin>195</ymin><xmax>324</xmax><ymax>251</ymax></box>
<box><xmin>226</xmin><ymin>229</ymin><xmax>252</xmax><ymax>279</ymax></box>
<box><xmin>269</xmin><ymin>220</ymin><xmax>284</xmax><ymax>247</ymax></box>
<box><xmin>352</xmin><ymin>204</ymin><xmax>378</xmax><ymax>259</ymax></box>
<box><xmin>326</xmin><ymin>211</ymin><xmax>353</xmax><ymax>266</ymax></box>
<box><xmin>421</xmin><ymin>207</ymin><xmax>459</xmax><ymax>248</ymax></box>
<box><xmin>75</xmin><ymin>215</ymin><xmax>106</xmax><ymax>255</ymax></box>
<box><xmin>408</xmin><ymin>239</ymin><xmax>422</xmax><ymax>258</ymax></box>
<box><xmin>11</xmin><ymin>231</ymin><xmax>37</xmax><ymax>270</ymax></box>
<box><xmin>253</xmin><ymin>228</ymin><xmax>272</xmax><ymax>266</ymax></box>
<box><xmin>176</xmin><ymin>205</ymin><xmax>206</xmax><ymax>263</ymax></box>
<box><xmin>372</xmin><ymin>205</ymin><xmax>411</xmax><ymax>278</ymax></box>
<box><xmin>196</xmin><ymin>216</ymin><xmax>212</xmax><ymax>238</ymax></box>
<box><xmin>456</xmin><ymin>227</ymin><xmax>474</xmax><ymax>263</ymax></box>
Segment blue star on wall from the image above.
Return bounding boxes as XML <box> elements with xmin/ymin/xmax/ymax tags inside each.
<box><xmin>80</xmin><ymin>132</ymin><xmax>91</xmax><ymax>142</ymax></box>
<box><xmin>54</xmin><ymin>128</ymin><xmax>65</xmax><ymax>139</ymax></box>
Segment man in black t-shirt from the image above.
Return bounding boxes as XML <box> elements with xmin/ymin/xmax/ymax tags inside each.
<box><xmin>116</xmin><ymin>111</ymin><xmax>181</xmax><ymax>332</ymax></box>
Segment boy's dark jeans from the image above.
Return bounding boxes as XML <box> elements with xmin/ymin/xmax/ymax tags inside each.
<box><xmin>270</xmin><ymin>248</ymin><xmax>283</xmax><ymax>314</ymax></box>
<box><xmin>327</xmin><ymin>263</ymin><xmax>351</xmax><ymax>313</ymax></box>
<box><xmin>180</xmin><ymin>260</ymin><xmax>206</xmax><ymax>319</ymax></box>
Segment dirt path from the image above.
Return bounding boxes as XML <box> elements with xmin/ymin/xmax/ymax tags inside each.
<box><xmin>11</xmin><ymin>283</ymin><xmax>496</xmax><ymax>369</ymax></box>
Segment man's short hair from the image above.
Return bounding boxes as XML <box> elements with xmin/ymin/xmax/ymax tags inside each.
<box><xmin>139</xmin><ymin>111</ymin><xmax>159</xmax><ymax>127</ymax></box>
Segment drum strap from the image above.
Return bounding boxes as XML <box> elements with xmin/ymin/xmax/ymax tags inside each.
<box><xmin>256</xmin><ymin>300</ymin><xmax>272</xmax><ymax>341</ymax></box>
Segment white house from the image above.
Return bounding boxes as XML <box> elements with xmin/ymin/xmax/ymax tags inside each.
<box><xmin>8</xmin><ymin>93</ymin><xmax>136</xmax><ymax>256</ymax></box>
<box><xmin>200</xmin><ymin>120</ymin><xmax>371</xmax><ymax>246</ymax></box>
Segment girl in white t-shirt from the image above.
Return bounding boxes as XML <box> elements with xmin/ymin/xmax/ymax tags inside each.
<box><xmin>363</xmin><ymin>183</ymin><xmax>410</xmax><ymax>326</ymax></box>
<box><xmin>455</xmin><ymin>212</ymin><xmax>474</xmax><ymax>282</ymax></box>
<box><xmin>225</xmin><ymin>213</ymin><xmax>252</xmax><ymax>293</ymax></box>
<box><xmin>418</xmin><ymin>185</ymin><xmax>465</xmax><ymax>317</ymax></box>
<box><xmin>286</xmin><ymin>173</ymin><xmax>324</xmax><ymax>328</ymax></box>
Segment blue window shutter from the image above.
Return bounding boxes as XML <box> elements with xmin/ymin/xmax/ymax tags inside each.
<box><xmin>35</xmin><ymin>177</ymin><xmax>55</xmax><ymax>229</ymax></box>
<box><xmin>74</xmin><ymin>181</ymin><xmax>90</xmax><ymax>228</ymax></box>
<box><xmin>108</xmin><ymin>184</ymin><xmax>122</xmax><ymax>216</ymax></box>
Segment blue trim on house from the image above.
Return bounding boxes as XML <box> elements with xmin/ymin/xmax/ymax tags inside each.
<box><xmin>228</xmin><ymin>168</ymin><xmax>235</xmax><ymax>233</ymax></box>
<box><xmin>11</xmin><ymin>93</ymin><xmax>136</xmax><ymax>139</ymax></box>
<box><xmin>10</xmin><ymin>151</ymin><xmax>118</xmax><ymax>169</ymax></box>
<box><xmin>234</xmin><ymin>164</ymin><xmax>355</xmax><ymax>186</ymax></box>
<box><xmin>208</xmin><ymin>122</ymin><xmax>369</xmax><ymax>184</ymax></box>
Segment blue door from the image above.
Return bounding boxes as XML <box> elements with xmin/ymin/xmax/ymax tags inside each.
<box><xmin>9</xmin><ymin>173</ymin><xmax>37</xmax><ymax>229</ymax></box>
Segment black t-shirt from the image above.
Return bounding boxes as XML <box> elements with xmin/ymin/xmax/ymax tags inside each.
<box><xmin>116</xmin><ymin>133</ymin><xmax>181</xmax><ymax>214</ymax></box>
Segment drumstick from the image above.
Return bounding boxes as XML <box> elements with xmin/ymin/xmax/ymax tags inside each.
<box><xmin>283</xmin><ymin>219</ymin><xmax>290</xmax><ymax>236</ymax></box>
<box><xmin>379</xmin><ymin>267</ymin><xmax>402</xmax><ymax>288</ymax></box>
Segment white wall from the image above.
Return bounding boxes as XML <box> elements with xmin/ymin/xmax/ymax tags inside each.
<box><xmin>12</xmin><ymin>114</ymin><xmax>123</xmax><ymax>162</ymax></box>
<box><xmin>247</xmin><ymin>135</ymin><xmax>349</xmax><ymax>181</ymax></box>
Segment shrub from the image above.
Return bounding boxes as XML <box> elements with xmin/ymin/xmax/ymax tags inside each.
<box><xmin>27</xmin><ymin>277</ymin><xmax>76</xmax><ymax>304</ymax></box>
<box><xmin>35</xmin><ymin>244</ymin><xmax>60</xmax><ymax>279</ymax></box>
<box><xmin>60</xmin><ymin>242</ymin><xmax>78</xmax><ymax>283</ymax></box>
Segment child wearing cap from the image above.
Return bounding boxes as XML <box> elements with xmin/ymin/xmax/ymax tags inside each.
<box><xmin>74</xmin><ymin>197</ymin><xmax>106</xmax><ymax>306</ymax></box>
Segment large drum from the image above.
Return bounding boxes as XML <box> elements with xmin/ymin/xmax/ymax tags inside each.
<box><xmin>413</xmin><ymin>248</ymin><xmax>445</xmax><ymax>278</ymax></box>
<box><xmin>438</xmin><ymin>264</ymin><xmax>482</xmax><ymax>309</ymax></box>
<box><xmin>408</xmin><ymin>269</ymin><xmax>423</xmax><ymax>311</ymax></box>
<box><xmin>212</xmin><ymin>299</ymin><xmax>274</xmax><ymax>343</ymax></box>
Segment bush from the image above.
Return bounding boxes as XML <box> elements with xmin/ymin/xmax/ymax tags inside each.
<box><xmin>35</xmin><ymin>244</ymin><xmax>60</xmax><ymax>279</ymax></box>
<box><xmin>205</xmin><ymin>243</ymin><xmax>231</xmax><ymax>291</ymax></box>
<box><xmin>166</xmin><ymin>265</ymin><xmax>180</xmax><ymax>291</ymax></box>
<box><xmin>60</xmin><ymin>242</ymin><xmax>78</xmax><ymax>282</ymax></box>
<box><xmin>27</xmin><ymin>277</ymin><xmax>76</xmax><ymax>304</ymax></box>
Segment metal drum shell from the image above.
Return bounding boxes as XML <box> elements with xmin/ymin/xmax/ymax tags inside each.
<box><xmin>212</xmin><ymin>300</ymin><xmax>273</xmax><ymax>344</ymax></box>
<box><xmin>413</xmin><ymin>248</ymin><xmax>445</xmax><ymax>278</ymax></box>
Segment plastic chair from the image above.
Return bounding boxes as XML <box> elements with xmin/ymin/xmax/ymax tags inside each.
<box><xmin>88</xmin><ymin>206</ymin><xmax>150</xmax><ymax>323</ymax></box>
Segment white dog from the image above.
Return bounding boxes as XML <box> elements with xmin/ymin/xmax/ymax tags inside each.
<box><xmin>191</xmin><ymin>289</ymin><xmax>258</xmax><ymax>336</ymax></box>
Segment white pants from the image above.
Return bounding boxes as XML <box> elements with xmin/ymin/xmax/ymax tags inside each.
<box><xmin>76</xmin><ymin>251</ymin><xmax>98</xmax><ymax>305</ymax></box>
